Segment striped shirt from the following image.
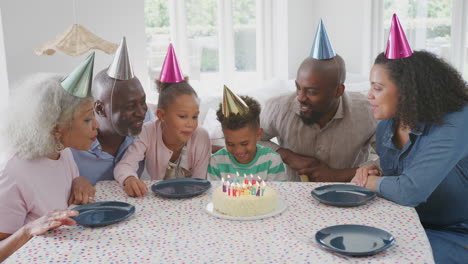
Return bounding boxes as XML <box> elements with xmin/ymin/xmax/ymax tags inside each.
<box><xmin>207</xmin><ymin>144</ymin><xmax>287</xmax><ymax>181</ymax></box>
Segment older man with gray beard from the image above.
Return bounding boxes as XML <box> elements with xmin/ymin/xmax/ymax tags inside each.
<box><xmin>69</xmin><ymin>38</ymin><xmax>154</xmax><ymax>204</ymax></box>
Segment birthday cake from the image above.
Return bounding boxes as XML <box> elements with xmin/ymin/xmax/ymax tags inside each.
<box><xmin>212</xmin><ymin>179</ymin><xmax>278</xmax><ymax>217</ymax></box>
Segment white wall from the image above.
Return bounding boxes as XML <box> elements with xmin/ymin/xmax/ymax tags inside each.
<box><xmin>287</xmin><ymin>0</ymin><xmax>316</xmax><ymax>80</ymax></box>
<box><xmin>1</xmin><ymin>0</ymin><xmax>373</xmax><ymax>93</ymax></box>
<box><xmin>0</xmin><ymin>7</ymin><xmax>9</xmax><ymax>105</ymax></box>
<box><xmin>287</xmin><ymin>0</ymin><xmax>373</xmax><ymax>80</ymax></box>
<box><xmin>0</xmin><ymin>0</ymin><xmax>148</xmax><ymax>92</ymax></box>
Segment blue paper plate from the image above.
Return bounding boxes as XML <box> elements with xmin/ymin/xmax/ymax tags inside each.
<box><xmin>72</xmin><ymin>201</ymin><xmax>135</xmax><ymax>227</ymax></box>
<box><xmin>315</xmin><ymin>224</ymin><xmax>395</xmax><ymax>256</ymax></box>
<box><xmin>311</xmin><ymin>184</ymin><xmax>376</xmax><ymax>207</ymax></box>
<box><xmin>151</xmin><ymin>178</ymin><xmax>211</xmax><ymax>198</ymax></box>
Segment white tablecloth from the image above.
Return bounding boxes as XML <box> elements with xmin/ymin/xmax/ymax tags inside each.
<box><xmin>6</xmin><ymin>181</ymin><xmax>434</xmax><ymax>263</ymax></box>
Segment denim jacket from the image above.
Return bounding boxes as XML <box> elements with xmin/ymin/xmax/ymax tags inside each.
<box><xmin>375</xmin><ymin>105</ymin><xmax>468</xmax><ymax>229</ymax></box>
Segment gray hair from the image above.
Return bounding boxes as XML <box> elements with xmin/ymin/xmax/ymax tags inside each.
<box><xmin>4</xmin><ymin>73</ymin><xmax>92</xmax><ymax>159</ymax></box>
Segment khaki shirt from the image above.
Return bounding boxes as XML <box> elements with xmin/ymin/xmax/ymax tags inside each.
<box><xmin>260</xmin><ymin>92</ymin><xmax>377</xmax><ymax>181</ymax></box>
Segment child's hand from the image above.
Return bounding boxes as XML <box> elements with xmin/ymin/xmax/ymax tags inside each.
<box><xmin>123</xmin><ymin>176</ymin><xmax>147</xmax><ymax>197</ymax></box>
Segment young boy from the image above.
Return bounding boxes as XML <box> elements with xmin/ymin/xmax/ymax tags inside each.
<box><xmin>207</xmin><ymin>86</ymin><xmax>287</xmax><ymax>181</ymax></box>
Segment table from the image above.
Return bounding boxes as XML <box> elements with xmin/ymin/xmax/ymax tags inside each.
<box><xmin>6</xmin><ymin>181</ymin><xmax>434</xmax><ymax>263</ymax></box>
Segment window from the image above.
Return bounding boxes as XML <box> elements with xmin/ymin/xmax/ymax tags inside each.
<box><xmin>144</xmin><ymin>0</ymin><xmax>286</xmax><ymax>100</ymax></box>
<box><xmin>381</xmin><ymin>0</ymin><xmax>468</xmax><ymax>79</ymax></box>
<box><xmin>144</xmin><ymin>0</ymin><xmax>170</xmax><ymax>102</ymax></box>
<box><xmin>383</xmin><ymin>0</ymin><xmax>452</xmax><ymax>61</ymax></box>
<box><xmin>233</xmin><ymin>0</ymin><xmax>256</xmax><ymax>72</ymax></box>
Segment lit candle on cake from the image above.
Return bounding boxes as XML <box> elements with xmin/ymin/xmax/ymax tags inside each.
<box><xmin>261</xmin><ymin>181</ymin><xmax>266</xmax><ymax>196</ymax></box>
<box><xmin>232</xmin><ymin>183</ymin><xmax>237</xmax><ymax>197</ymax></box>
<box><xmin>243</xmin><ymin>174</ymin><xmax>249</xmax><ymax>185</ymax></box>
<box><xmin>243</xmin><ymin>183</ymin><xmax>249</xmax><ymax>196</ymax></box>
<box><xmin>256</xmin><ymin>182</ymin><xmax>261</xmax><ymax>196</ymax></box>
<box><xmin>250</xmin><ymin>184</ymin><xmax>256</xmax><ymax>195</ymax></box>
<box><xmin>250</xmin><ymin>174</ymin><xmax>254</xmax><ymax>181</ymax></box>
<box><xmin>228</xmin><ymin>182</ymin><xmax>233</xmax><ymax>196</ymax></box>
<box><xmin>222</xmin><ymin>177</ymin><xmax>226</xmax><ymax>192</ymax></box>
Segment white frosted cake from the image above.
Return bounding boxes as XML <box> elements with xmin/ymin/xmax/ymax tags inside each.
<box><xmin>212</xmin><ymin>185</ymin><xmax>278</xmax><ymax>217</ymax></box>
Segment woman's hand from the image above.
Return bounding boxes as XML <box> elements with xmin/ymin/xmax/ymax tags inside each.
<box><xmin>68</xmin><ymin>176</ymin><xmax>96</xmax><ymax>205</ymax></box>
<box><xmin>0</xmin><ymin>210</ymin><xmax>78</xmax><ymax>262</ymax></box>
<box><xmin>123</xmin><ymin>176</ymin><xmax>147</xmax><ymax>197</ymax></box>
<box><xmin>351</xmin><ymin>164</ymin><xmax>382</xmax><ymax>187</ymax></box>
<box><xmin>23</xmin><ymin>210</ymin><xmax>79</xmax><ymax>237</ymax></box>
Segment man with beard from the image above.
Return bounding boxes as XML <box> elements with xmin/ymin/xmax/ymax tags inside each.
<box><xmin>68</xmin><ymin>38</ymin><xmax>154</xmax><ymax>204</ymax></box>
<box><xmin>260</xmin><ymin>21</ymin><xmax>376</xmax><ymax>182</ymax></box>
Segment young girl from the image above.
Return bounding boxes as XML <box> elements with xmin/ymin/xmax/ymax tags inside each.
<box><xmin>114</xmin><ymin>44</ymin><xmax>211</xmax><ymax>197</ymax></box>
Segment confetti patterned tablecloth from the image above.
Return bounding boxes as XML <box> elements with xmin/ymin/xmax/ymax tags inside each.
<box><xmin>6</xmin><ymin>181</ymin><xmax>434</xmax><ymax>264</ymax></box>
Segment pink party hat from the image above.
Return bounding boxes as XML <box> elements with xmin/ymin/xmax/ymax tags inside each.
<box><xmin>385</xmin><ymin>14</ymin><xmax>413</xmax><ymax>59</ymax></box>
<box><xmin>159</xmin><ymin>43</ymin><xmax>184</xmax><ymax>83</ymax></box>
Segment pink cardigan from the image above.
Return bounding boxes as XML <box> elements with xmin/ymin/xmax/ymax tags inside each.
<box><xmin>114</xmin><ymin>120</ymin><xmax>211</xmax><ymax>186</ymax></box>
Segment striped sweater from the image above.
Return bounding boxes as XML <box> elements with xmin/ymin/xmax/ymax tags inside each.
<box><xmin>207</xmin><ymin>144</ymin><xmax>287</xmax><ymax>181</ymax></box>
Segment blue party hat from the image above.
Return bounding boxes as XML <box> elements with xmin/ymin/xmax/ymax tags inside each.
<box><xmin>310</xmin><ymin>19</ymin><xmax>336</xmax><ymax>60</ymax></box>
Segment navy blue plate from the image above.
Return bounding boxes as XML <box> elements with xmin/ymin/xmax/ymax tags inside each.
<box><xmin>151</xmin><ymin>178</ymin><xmax>211</xmax><ymax>198</ymax></box>
<box><xmin>315</xmin><ymin>224</ymin><xmax>395</xmax><ymax>256</ymax></box>
<box><xmin>72</xmin><ymin>201</ymin><xmax>135</xmax><ymax>227</ymax></box>
<box><xmin>311</xmin><ymin>184</ymin><xmax>376</xmax><ymax>207</ymax></box>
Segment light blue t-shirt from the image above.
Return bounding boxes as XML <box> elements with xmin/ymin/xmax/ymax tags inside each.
<box><xmin>71</xmin><ymin>110</ymin><xmax>155</xmax><ymax>185</ymax></box>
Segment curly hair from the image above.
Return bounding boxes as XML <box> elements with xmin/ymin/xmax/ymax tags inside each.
<box><xmin>374</xmin><ymin>51</ymin><xmax>468</xmax><ymax>130</ymax></box>
<box><xmin>216</xmin><ymin>96</ymin><xmax>261</xmax><ymax>130</ymax></box>
<box><xmin>4</xmin><ymin>73</ymin><xmax>93</xmax><ymax>159</ymax></box>
<box><xmin>155</xmin><ymin>77</ymin><xmax>198</xmax><ymax>110</ymax></box>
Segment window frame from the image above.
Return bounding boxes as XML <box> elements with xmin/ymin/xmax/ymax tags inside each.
<box><xmin>165</xmin><ymin>0</ymin><xmax>288</xmax><ymax>87</ymax></box>
<box><xmin>371</xmin><ymin>0</ymin><xmax>468</xmax><ymax>76</ymax></box>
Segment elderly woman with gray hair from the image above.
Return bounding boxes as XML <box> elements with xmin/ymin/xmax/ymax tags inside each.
<box><xmin>0</xmin><ymin>53</ymin><xmax>99</xmax><ymax>262</ymax></box>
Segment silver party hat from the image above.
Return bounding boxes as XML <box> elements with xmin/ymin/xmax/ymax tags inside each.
<box><xmin>106</xmin><ymin>37</ymin><xmax>135</xmax><ymax>80</ymax></box>
<box><xmin>60</xmin><ymin>52</ymin><xmax>95</xmax><ymax>98</ymax></box>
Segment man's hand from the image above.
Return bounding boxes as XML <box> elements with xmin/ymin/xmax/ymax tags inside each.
<box><xmin>297</xmin><ymin>161</ymin><xmax>357</xmax><ymax>182</ymax></box>
<box><xmin>68</xmin><ymin>176</ymin><xmax>96</xmax><ymax>205</ymax></box>
<box><xmin>277</xmin><ymin>148</ymin><xmax>320</xmax><ymax>170</ymax></box>
<box><xmin>351</xmin><ymin>164</ymin><xmax>382</xmax><ymax>187</ymax></box>
<box><xmin>123</xmin><ymin>176</ymin><xmax>147</xmax><ymax>197</ymax></box>
<box><xmin>298</xmin><ymin>161</ymin><xmax>334</xmax><ymax>182</ymax></box>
